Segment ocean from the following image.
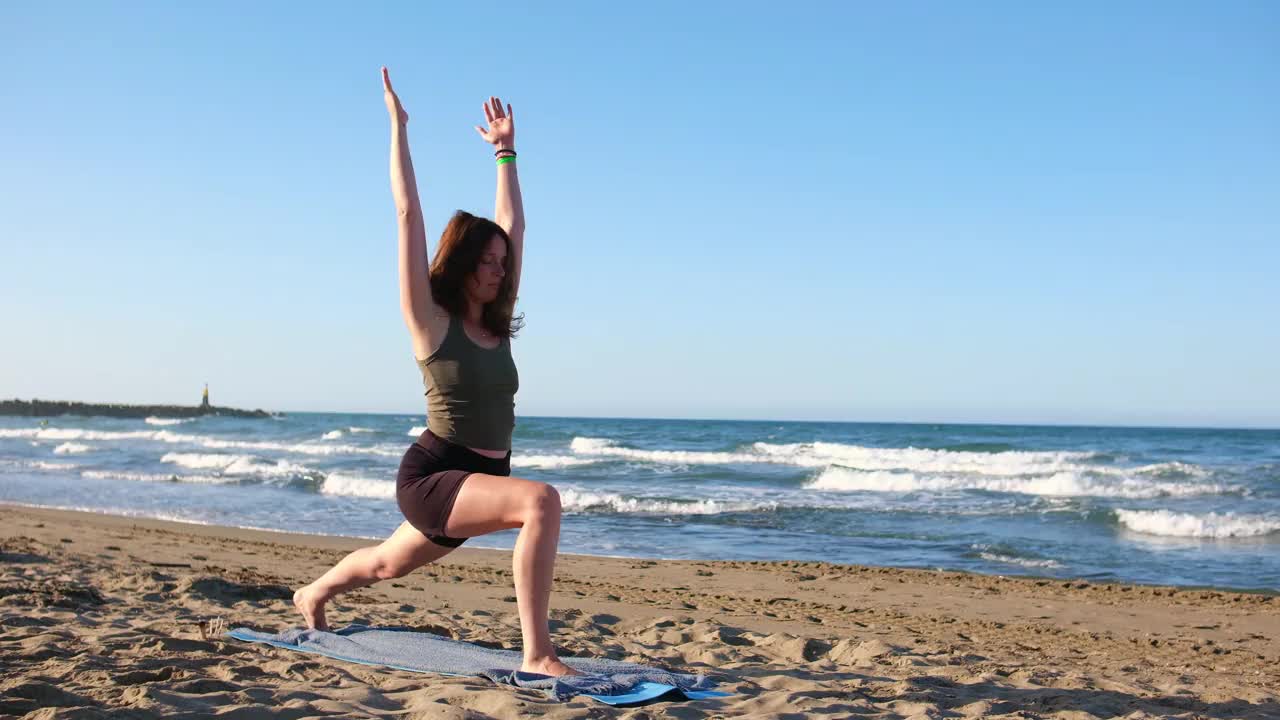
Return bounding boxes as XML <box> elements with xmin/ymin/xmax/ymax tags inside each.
<box><xmin>1</xmin><ymin>413</ymin><xmax>1277</xmax><ymax>592</ymax></box>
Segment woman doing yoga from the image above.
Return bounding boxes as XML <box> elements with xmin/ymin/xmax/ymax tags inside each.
<box><xmin>294</xmin><ymin>68</ymin><xmax>578</xmax><ymax>678</ymax></box>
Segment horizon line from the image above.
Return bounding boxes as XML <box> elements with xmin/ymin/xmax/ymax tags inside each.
<box><xmin>5</xmin><ymin>397</ymin><xmax>1277</xmax><ymax>432</ymax></box>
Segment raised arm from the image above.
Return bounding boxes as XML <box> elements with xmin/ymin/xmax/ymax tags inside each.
<box><xmin>475</xmin><ymin>96</ymin><xmax>525</xmax><ymax>300</ymax></box>
<box><xmin>383</xmin><ymin>69</ymin><xmax>441</xmax><ymax>357</ymax></box>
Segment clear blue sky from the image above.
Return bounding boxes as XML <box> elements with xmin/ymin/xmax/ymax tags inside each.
<box><xmin>2</xmin><ymin>2</ymin><xmax>1277</xmax><ymax>428</ymax></box>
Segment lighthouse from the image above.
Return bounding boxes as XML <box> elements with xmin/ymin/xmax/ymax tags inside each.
<box><xmin>201</xmin><ymin>383</ymin><xmax>210</xmax><ymax>409</ymax></box>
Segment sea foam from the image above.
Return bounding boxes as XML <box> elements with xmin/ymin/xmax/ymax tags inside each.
<box><xmin>1114</xmin><ymin>509</ymin><xmax>1280</xmax><ymax>538</ymax></box>
<box><xmin>569</xmin><ymin>437</ymin><xmax>760</xmax><ymax>465</ymax></box>
<box><xmin>559</xmin><ymin>488</ymin><xmax>774</xmax><ymax>515</ymax></box>
<box><xmin>568</xmin><ymin>435</ymin><xmax>1162</xmax><ymax>478</ymax></box>
<box><xmin>321</xmin><ymin>473</ymin><xmax>396</xmax><ymax>500</ymax></box>
<box><xmin>27</xmin><ymin>460</ymin><xmax>80</xmax><ymax>471</ymax></box>
<box><xmin>807</xmin><ymin>466</ymin><xmax>1229</xmax><ymax>499</ymax></box>
<box><xmin>511</xmin><ymin>454</ymin><xmax>597</xmax><ymax>470</ymax></box>
<box><xmin>81</xmin><ymin>469</ymin><xmax>233</xmax><ymax>485</ymax></box>
<box><xmin>1</xmin><ymin>426</ymin><xmax>404</xmax><ymax>458</ymax></box>
<box><xmin>753</xmin><ymin>441</ymin><xmax>1103</xmax><ymax>475</ymax></box>
<box><xmin>154</xmin><ymin>431</ymin><xmax>404</xmax><ymax>458</ymax></box>
<box><xmin>977</xmin><ymin>551</ymin><xmax>1063</xmax><ymax>569</ymax></box>
<box><xmin>1</xmin><ymin>428</ymin><xmax>157</xmax><ymax>441</ymax></box>
<box><xmin>160</xmin><ymin>452</ymin><xmax>317</xmax><ymax>480</ymax></box>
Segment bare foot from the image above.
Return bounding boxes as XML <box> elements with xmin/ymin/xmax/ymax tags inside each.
<box><xmin>292</xmin><ymin>585</ymin><xmax>329</xmax><ymax>631</ymax></box>
<box><xmin>520</xmin><ymin>656</ymin><xmax>582</xmax><ymax>677</ymax></box>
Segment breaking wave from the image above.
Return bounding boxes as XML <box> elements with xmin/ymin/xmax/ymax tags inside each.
<box><xmin>1114</xmin><ymin>509</ymin><xmax>1280</xmax><ymax>539</ymax></box>
<box><xmin>806</xmin><ymin>466</ymin><xmax>1230</xmax><ymax>499</ymax></box>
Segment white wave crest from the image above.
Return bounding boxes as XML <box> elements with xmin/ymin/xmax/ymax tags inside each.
<box><xmin>566</xmin><ymin>437</ymin><xmax>1198</xmax><ymax>487</ymax></box>
<box><xmin>0</xmin><ymin>428</ymin><xmax>37</xmax><ymax>438</ymax></box>
<box><xmin>152</xmin><ymin>431</ymin><xmax>404</xmax><ymax>458</ymax></box>
<box><xmin>81</xmin><ymin>469</ymin><xmax>233</xmax><ymax>484</ymax></box>
<box><xmin>0</xmin><ymin>502</ymin><xmax>221</xmax><ymax>527</ymax></box>
<box><xmin>159</xmin><ymin>452</ymin><xmax>317</xmax><ymax>480</ymax></box>
<box><xmin>972</xmin><ymin>545</ymin><xmax>1062</xmax><ymax>568</ymax></box>
<box><xmin>27</xmin><ymin>460</ymin><xmax>79</xmax><ymax>471</ymax></box>
<box><xmin>54</xmin><ymin>442</ymin><xmax>93</xmax><ymax>455</ymax></box>
<box><xmin>408</xmin><ymin>426</ymin><xmax>427</xmax><ymax>436</ymax></box>
<box><xmin>569</xmin><ymin>436</ymin><xmax>760</xmax><ymax>465</ymax></box>
<box><xmin>0</xmin><ymin>428</ymin><xmax>157</xmax><ymax>441</ymax></box>
<box><xmin>161</xmin><ymin>452</ymin><xmax>249</xmax><ymax>470</ymax></box>
<box><xmin>322</xmin><ymin>430</ymin><xmax>344</xmax><ymax>440</ymax></box>
<box><xmin>754</xmin><ymin>441</ymin><xmax>1103</xmax><ymax>475</ymax></box>
<box><xmin>321</xmin><ymin>473</ymin><xmax>396</xmax><ymax>499</ymax></box>
<box><xmin>2</xmin><ymin>427</ymin><xmax>402</xmax><ymax>458</ymax></box>
<box><xmin>569</xmin><ymin>437</ymin><xmax>618</xmax><ymax>453</ymax></box>
<box><xmin>559</xmin><ymin>488</ymin><xmax>773</xmax><ymax>515</ymax></box>
<box><xmin>145</xmin><ymin>417</ymin><xmax>191</xmax><ymax>426</ymax></box>
<box><xmin>511</xmin><ymin>454</ymin><xmax>597</xmax><ymax>470</ymax></box>
<box><xmin>226</xmin><ymin>457</ymin><xmax>316</xmax><ymax>478</ymax></box>
<box><xmin>348</xmin><ymin>426</ymin><xmax>376</xmax><ymax>433</ymax></box>
<box><xmin>978</xmin><ymin>551</ymin><xmax>1063</xmax><ymax>569</ymax></box>
<box><xmin>1129</xmin><ymin>461</ymin><xmax>1211</xmax><ymax>479</ymax></box>
<box><xmin>807</xmin><ymin>466</ymin><xmax>1229</xmax><ymax>499</ymax></box>
<box><xmin>1115</xmin><ymin>509</ymin><xmax>1280</xmax><ymax>539</ymax></box>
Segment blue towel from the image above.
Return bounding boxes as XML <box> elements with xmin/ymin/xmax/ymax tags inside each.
<box><xmin>227</xmin><ymin>624</ymin><xmax>728</xmax><ymax>705</ymax></box>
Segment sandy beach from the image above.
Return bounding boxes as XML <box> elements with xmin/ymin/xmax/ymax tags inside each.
<box><xmin>1</xmin><ymin>504</ymin><xmax>1276</xmax><ymax>719</ymax></box>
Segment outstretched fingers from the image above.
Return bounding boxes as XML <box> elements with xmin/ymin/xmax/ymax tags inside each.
<box><xmin>381</xmin><ymin>66</ymin><xmax>393</xmax><ymax>93</ymax></box>
<box><xmin>476</xmin><ymin>94</ymin><xmax>514</xmax><ymax>144</ymax></box>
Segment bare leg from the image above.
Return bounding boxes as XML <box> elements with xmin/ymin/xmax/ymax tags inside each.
<box><xmin>445</xmin><ymin>473</ymin><xmax>575</xmax><ymax>676</ymax></box>
<box><xmin>294</xmin><ymin>521</ymin><xmax>455</xmax><ymax>631</ymax></box>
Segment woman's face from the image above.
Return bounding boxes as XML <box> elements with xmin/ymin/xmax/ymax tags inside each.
<box><xmin>466</xmin><ymin>234</ymin><xmax>507</xmax><ymax>305</ymax></box>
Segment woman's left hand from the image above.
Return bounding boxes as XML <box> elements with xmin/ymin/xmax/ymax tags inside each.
<box><xmin>474</xmin><ymin>96</ymin><xmax>515</xmax><ymax>150</ymax></box>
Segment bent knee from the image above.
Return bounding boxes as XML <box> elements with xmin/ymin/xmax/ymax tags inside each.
<box><xmin>522</xmin><ymin>482</ymin><xmax>561</xmax><ymax>519</ymax></box>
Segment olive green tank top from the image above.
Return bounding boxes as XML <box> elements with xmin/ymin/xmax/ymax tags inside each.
<box><xmin>416</xmin><ymin>315</ymin><xmax>519</xmax><ymax>450</ymax></box>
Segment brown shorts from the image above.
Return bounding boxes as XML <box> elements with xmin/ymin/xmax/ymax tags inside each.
<box><xmin>395</xmin><ymin>428</ymin><xmax>511</xmax><ymax>548</ymax></box>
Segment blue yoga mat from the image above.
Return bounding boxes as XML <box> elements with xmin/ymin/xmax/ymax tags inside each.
<box><xmin>227</xmin><ymin>624</ymin><xmax>729</xmax><ymax>705</ymax></box>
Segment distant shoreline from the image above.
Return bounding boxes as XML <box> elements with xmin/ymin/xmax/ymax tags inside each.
<box><xmin>0</xmin><ymin>398</ymin><xmax>277</xmax><ymax>419</ymax></box>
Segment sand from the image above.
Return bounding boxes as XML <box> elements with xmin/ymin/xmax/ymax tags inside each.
<box><xmin>1</xmin><ymin>504</ymin><xmax>1276</xmax><ymax>719</ymax></box>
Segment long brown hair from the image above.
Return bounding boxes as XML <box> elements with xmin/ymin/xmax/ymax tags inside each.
<box><xmin>429</xmin><ymin>210</ymin><xmax>524</xmax><ymax>339</ymax></box>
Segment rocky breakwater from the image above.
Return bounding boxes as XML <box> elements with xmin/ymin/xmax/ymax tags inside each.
<box><xmin>0</xmin><ymin>398</ymin><xmax>278</xmax><ymax>419</ymax></box>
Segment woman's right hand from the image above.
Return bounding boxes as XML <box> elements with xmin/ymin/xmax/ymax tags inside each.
<box><xmin>382</xmin><ymin>67</ymin><xmax>408</xmax><ymax>125</ymax></box>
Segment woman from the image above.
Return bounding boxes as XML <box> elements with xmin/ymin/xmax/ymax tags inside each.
<box><xmin>294</xmin><ymin>68</ymin><xmax>576</xmax><ymax>678</ymax></box>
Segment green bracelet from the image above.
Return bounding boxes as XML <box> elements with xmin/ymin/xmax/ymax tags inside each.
<box><xmin>496</xmin><ymin>156</ymin><xmax>516</xmax><ymax>166</ymax></box>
